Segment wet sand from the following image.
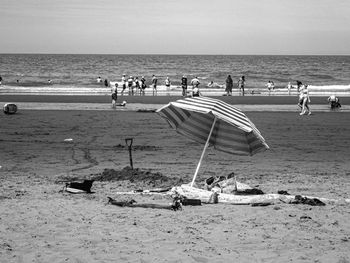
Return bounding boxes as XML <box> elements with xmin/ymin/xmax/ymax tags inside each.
<box><xmin>2</xmin><ymin>94</ymin><xmax>350</xmax><ymax>105</ymax></box>
<box><xmin>1</xmin><ymin>107</ymin><xmax>350</xmax><ymax>262</ymax></box>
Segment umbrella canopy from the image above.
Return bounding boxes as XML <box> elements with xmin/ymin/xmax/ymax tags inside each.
<box><xmin>156</xmin><ymin>97</ymin><xmax>269</xmax><ymax>185</ymax></box>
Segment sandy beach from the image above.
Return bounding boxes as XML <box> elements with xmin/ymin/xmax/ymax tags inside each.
<box><xmin>1</xmin><ymin>96</ymin><xmax>350</xmax><ymax>263</ymax></box>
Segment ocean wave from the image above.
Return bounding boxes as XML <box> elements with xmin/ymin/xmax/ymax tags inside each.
<box><xmin>2</xmin><ymin>54</ymin><xmax>350</xmax><ymax>91</ymax></box>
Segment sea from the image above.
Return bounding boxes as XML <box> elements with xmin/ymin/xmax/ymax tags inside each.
<box><xmin>1</xmin><ymin>54</ymin><xmax>350</xmax><ymax>92</ymax></box>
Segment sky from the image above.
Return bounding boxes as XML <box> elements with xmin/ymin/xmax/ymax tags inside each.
<box><xmin>0</xmin><ymin>0</ymin><xmax>350</xmax><ymax>55</ymax></box>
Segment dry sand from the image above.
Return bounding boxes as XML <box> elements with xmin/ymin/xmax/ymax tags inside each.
<box><xmin>1</xmin><ymin>98</ymin><xmax>350</xmax><ymax>262</ymax></box>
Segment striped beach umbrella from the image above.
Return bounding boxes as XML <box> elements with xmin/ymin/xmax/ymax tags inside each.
<box><xmin>156</xmin><ymin>97</ymin><xmax>269</xmax><ymax>186</ymax></box>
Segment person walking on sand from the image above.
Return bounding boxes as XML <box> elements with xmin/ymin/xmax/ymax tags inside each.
<box><xmin>111</xmin><ymin>83</ymin><xmax>118</xmax><ymax>109</ymax></box>
<box><xmin>299</xmin><ymin>84</ymin><xmax>311</xmax><ymax>115</ymax></box>
<box><xmin>296</xmin><ymin>80</ymin><xmax>303</xmax><ymax>109</ymax></box>
<box><xmin>0</xmin><ymin>75</ymin><xmax>2</xmax><ymax>86</ymax></box>
<box><xmin>121</xmin><ymin>74</ymin><xmax>127</xmax><ymax>96</ymax></box>
<box><xmin>225</xmin><ymin>75</ymin><xmax>233</xmax><ymax>96</ymax></box>
<box><xmin>181</xmin><ymin>75</ymin><xmax>187</xmax><ymax>97</ymax></box>
<box><xmin>238</xmin><ymin>76</ymin><xmax>245</xmax><ymax>96</ymax></box>
<box><xmin>152</xmin><ymin>75</ymin><xmax>158</xmax><ymax>96</ymax></box>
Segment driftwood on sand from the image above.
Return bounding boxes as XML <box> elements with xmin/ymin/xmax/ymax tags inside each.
<box><xmin>107</xmin><ymin>197</ymin><xmax>182</xmax><ymax>211</ymax></box>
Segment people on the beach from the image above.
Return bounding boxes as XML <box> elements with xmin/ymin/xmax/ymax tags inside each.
<box><xmin>328</xmin><ymin>95</ymin><xmax>341</xmax><ymax>110</ymax></box>
<box><xmin>181</xmin><ymin>75</ymin><xmax>187</xmax><ymax>97</ymax></box>
<box><xmin>134</xmin><ymin>77</ymin><xmax>141</xmax><ymax>95</ymax></box>
<box><xmin>296</xmin><ymin>80</ymin><xmax>303</xmax><ymax>109</ymax></box>
<box><xmin>299</xmin><ymin>84</ymin><xmax>311</xmax><ymax>115</ymax></box>
<box><xmin>140</xmin><ymin>76</ymin><xmax>146</xmax><ymax>96</ymax></box>
<box><xmin>97</xmin><ymin>76</ymin><xmax>102</xmax><ymax>83</ymax></box>
<box><xmin>165</xmin><ymin>77</ymin><xmax>171</xmax><ymax>96</ymax></box>
<box><xmin>121</xmin><ymin>74</ymin><xmax>126</xmax><ymax>96</ymax></box>
<box><xmin>104</xmin><ymin>79</ymin><xmax>109</xmax><ymax>87</ymax></box>
<box><xmin>0</xmin><ymin>75</ymin><xmax>3</xmax><ymax>85</ymax></box>
<box><xmin>238</xmin><ymin>76</ymin><xmax>245</xmax><ymax>96</ymax></box>
<box><xmin>127</xmin><ymin>76</ymin><xmax>134</xmax><ymax>95</ymax></box>
<box><xmin>151</xmin><ymin>75</ymin><xmax>158</xmax><ymax>96</ymax></box>
<box><xmin>191</xmin><ymin>76</ymin><xmax>200</xmax><ymax>88</ymax></box>
<box><xmin>165</xmin><ymin>77</ymin><xmax>171</xmax><ymax>89</ymax></box>
<box><xmin>207</xmin><ymin>81</ymin><xmax>222</xmax><ymax>88</ymax></box>
<box><xmin>191</xmin><ymin>86</ymin><xmax>201</xmax><ymax>97</ymax></box>
<box><xmin>287</xmin><ymin>82</ymin><xmax>292</xmax><ymax>95</ymax></box>
<box><xmin>266</xmin><ymin>80</ymin><xmax>275</xmax><ymax>95</ymax></box>
<box><xmin>111</xmin><ymin>83</ymin><xmax>118</xmax><ymax>109</ymax></box>
<box><xmin>225</xmin><ymin>75</ymin><xmax>233</xmax><ymax>96</ymax></box>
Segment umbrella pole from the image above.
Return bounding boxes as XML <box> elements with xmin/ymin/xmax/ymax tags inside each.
<box><xmin>190</xmin><ymin>116</ymin><xmax>217</xmax><ymax>187</ymax></box>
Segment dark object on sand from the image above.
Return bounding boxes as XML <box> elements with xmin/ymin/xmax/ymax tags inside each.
<box><xmin>251</xmin><ymin>202</ymin><xmax>272</xmax><ymax>207</ymax></box>
<box><xmin>233</xmin><ymin>188</ymin><xmax>264</xmax><ymax>195</ymax></box>
<box><xmin>66</xmin><ymin>180</ymin><xmax>94</xmax><ymax>193</ymax></box>
<box><xmin>125</xmin><ymin>138</ymin><xmax>134</xmax><ymax>170</ymax></box>
<box><xmin>3</xmin><ymin>103</ymin><xmax>17</xmax><ymax>114</ymax></box>
<box><xmin>149</xmin><ymin>188</ymin><xmax>172</xmax><ymax>193</ymax></box>
<box><xmin>107</xmin><ymin>197</ymin><xmax>182</xmax><ymax>211</ymax></box>
<box><xmin>181</xmin><ymin>198</ymin><xmax>202</xmax><ymax>206</ymax></box>
<box><xmin>137</xmin><ymin>109</ymin><xmax>156</xmax><ymax>113</ymax></box>
<box><xmin>291</xmin><ymin>195</ymin><xmax>326</xmax><ymax>206</ymax></box>
<box><xmin>278</xmin><ymin>190</ymin><xmax>291</xmax><ymax>195</ymax></box>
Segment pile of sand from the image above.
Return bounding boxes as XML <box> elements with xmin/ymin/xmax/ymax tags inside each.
<box><xmin>91</xmin><ymin>166</ymin><xmax>183</xmax><ymax>188</ymax></box>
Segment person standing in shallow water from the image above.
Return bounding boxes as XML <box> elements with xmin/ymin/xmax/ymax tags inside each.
<box><xmin>225</xmin><ymin>75</ymin><xmax>233</xmax><ymax>96</ymax></box>
<box><xmin>190</xmin><ymin>76</ymin><xmax>200</xmax><ymax>88</ymax></box>
<box><xmin>140</xmin><ymin>76</ymin><xmax>146</xmax><ymax>96</ymax></box>
<box><xmin>121</xmin><ymin>74</ymin><xmax>126</xmax><ymax>96</ymax></box>
<box><xmin>181</xmin><ymin>75</ymin><xmax>187</xmax><ymax>97</ymax></box>
<box><xmin>104</xmin><ymin>79</ymin><xmax>109</xmax><ymax>87</ymax></box>
<box><xmin>237</xmin><ymin>76</ymin><xmax>245</xmax><ymax>96</ymax></box>
<box><xmin>127</xmin><ymin>76</ymin><xmax>134</xmax><ymax>95</ymax></box>
<box><xmin>152</xmin><ymin>75</ymin><xmax>158</xmax><ymax>96</ymax></box>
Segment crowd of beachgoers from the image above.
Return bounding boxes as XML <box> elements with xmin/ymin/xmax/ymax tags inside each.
<box><xmin>102</xmin><ymin>74</ymin><xmax>343</xmax><ymax>113</ymax></box>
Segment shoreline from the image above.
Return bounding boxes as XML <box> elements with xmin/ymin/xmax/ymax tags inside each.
<box><xmin>1</xmin><ymin>94</ymin><xmax>349</xmax><ymax>112</ymax></box>
<box><xmin>2</xmin><ymin>94</ymin><xmax>350</xmax><ymax>105</ymax></box>
<box><xmin>2</xmin><ymin>102</ymin><xmax>349</xmax><ymax>112</ymax></box>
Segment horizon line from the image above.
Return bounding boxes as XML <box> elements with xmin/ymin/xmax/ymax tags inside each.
<box><xmin>1</xmin><ymin>52</ymin><xmax>350</xmax><ymax>56</ymax></box>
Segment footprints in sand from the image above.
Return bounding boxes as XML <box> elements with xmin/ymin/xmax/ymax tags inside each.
<box><xmin>70</xmin><ymin>136</ymin><xmax>99</xmax><ymax>172</ymax></box>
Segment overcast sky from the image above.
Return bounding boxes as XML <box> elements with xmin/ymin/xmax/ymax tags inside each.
<box><xmin>0</xmin><ymin>0</ymin><xmax>349</xmax><ymax>55</ymax></box>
